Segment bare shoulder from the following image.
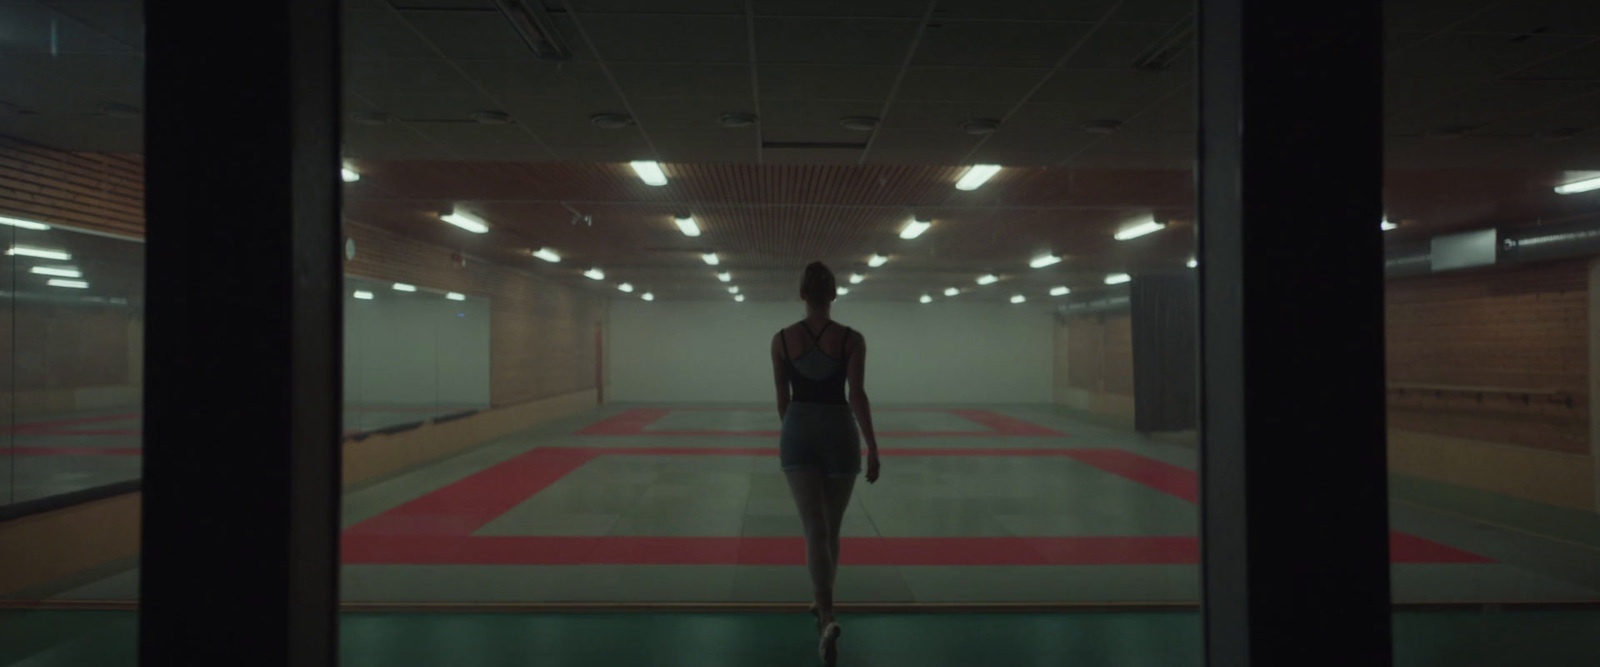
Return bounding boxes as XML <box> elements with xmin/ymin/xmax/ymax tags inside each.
<box><xmin>843</xmin><ymin>325</ymin><xmax>866</xmax><ymax>347</ymax></box>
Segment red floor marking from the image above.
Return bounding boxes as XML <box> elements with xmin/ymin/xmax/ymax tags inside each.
<box><xmin>946</xmin><ymin>409</ymin><xmax>1066</xmax><ymax>436</ymax></box>
<box><xmin>575</xmin><ymin>407</ymin><xmax>1068</xmax><ymax>438</ymax></box>
<box><xmin>15</xmin><ymin>413</ymin><xmax>141</xmax><ymax>433</ymax></box>
<box><xmin>1059</xmin><ymin>450</ymin><xmax>1199</xmax><ymax>503</ymax></box>
<box><xmin>574</xmin><ymin>408</ymin><xmax>673</xmax><ymax>435</ymax></box>
<box><xmin>344</xmin><ymin>448</ymin><xmax>598</xmax><ymax>537</ymax></box>
<box><xmin>1390</xmin><ymin>533</ymin><xmax>1493</xmax><ymax>563</ymax></box>
<box><xmin>341</xmin><ymin>535</ymin><xmax>1203</xmax><ymax>566</ymax></box>
<box><xmin>341</xmin><ymin>444</ymin><xmax>1495</xmax><ymax>566</ymax></box>
<box><xmin>11</xmin><ymin>447</ymin><xmax>143</xmax><ymax>456</ymax></box>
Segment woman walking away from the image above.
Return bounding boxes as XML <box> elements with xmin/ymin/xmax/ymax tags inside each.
<box><xmin>770</xmin><ymin>261</ymin><xmax>881</xmax><ymax>666</ymax></box>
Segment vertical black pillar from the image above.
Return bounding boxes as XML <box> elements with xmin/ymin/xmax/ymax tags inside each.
<box><xmin>140</xmin><ymin>0</ymin><xmax>341</xmax><ymax>664</ymax></box>
<box><xmin>1131</xmin><ymin>274</ymin><xmax>1198</xmax><ymax>432</ymax></box>
<box><xmin>1198</xmin><ymin>1</ymin><xmax>1391</xmax><ymax>666</ymax></box>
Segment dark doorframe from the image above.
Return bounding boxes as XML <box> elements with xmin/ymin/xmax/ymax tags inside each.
<box><xmin>1197</xmin><ymin>1</ymin><xmax>1393</xmax><ymax>665</ymax></box>
<box><xmin>139</xmin><ymin>0</ymin><xmax>342</xmax><ymax>664</ymax></box>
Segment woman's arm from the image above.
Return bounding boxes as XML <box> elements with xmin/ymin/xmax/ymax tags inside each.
<box><xmin>846</xmin><ymin>331</ymin><xmax>880</xmax><ymax>483</ymax></box>
<box><xmin>771</xmin><ymin>332</ymin><xmax>791</xmax><ymax>422</ymax></box>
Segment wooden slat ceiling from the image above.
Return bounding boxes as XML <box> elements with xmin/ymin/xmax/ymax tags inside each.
<box><xmin>344</xmin><ymin>158</ymin><xmax>1599</xmax><ymax>302</ymax></box>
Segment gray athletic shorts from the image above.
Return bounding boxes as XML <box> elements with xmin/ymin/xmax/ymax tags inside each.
<box><xmin>779</xmin><ymin>402</ymin><xmax>862</xmax><ymax>477</ymax></box>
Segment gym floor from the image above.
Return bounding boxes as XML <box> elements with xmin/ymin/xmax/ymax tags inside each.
<box><xmin>16</xmin><ymin>404</ymin><xmax>1599</xmax><ymax>605</ymax></box>
<box><xmin>4</xmin><ymin>610</ymin><xmax>1600</xmax><ymax>667</ymax></box>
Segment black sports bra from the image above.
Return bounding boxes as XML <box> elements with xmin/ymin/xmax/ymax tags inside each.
<box><xmin>780</xmin><ymin>321</ymin><xmax>851</xmax><ymax>405</ymax></box>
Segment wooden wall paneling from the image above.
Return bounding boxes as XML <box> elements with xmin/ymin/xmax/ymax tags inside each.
<box><xmin>1385</xmin><ymin>260</ymin><xmax>1589</xmax><ymax>453</ymax></box>
<box><xmin>1103</xmin><ymin>314</ymin><xmax>1135</xmax><ymax>397</ymax></box>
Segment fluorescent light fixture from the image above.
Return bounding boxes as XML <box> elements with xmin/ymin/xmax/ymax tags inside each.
<box><xmin>0</xmin><ymin>215</ymin><xmax>51</xmax><ymax>231</ymax></box>
<box><xmin>533</xmin><ymin>248</ymin><xmax>561</xmax><ymax>263</ymax></box>
<box><xmin>440</xmin><ymin>210</ymin><xmax>489</xmax><ymax>234</ymax></box>
<box><xmin>837</xmin><ymin>287</ymin><xmax>850</xmax><ymax>296</ymax></box>
<box><xmin>868</xmin><ymin>254</ymin><xmax>889</xmax><ymax>268</ymax></box>
<box><xmin>630</xmin><ymin>160</ymin><xmax>668</xmax><ymax>186</ymax></box>
<box><xmin>641</xmin><ymin>292</ymin><xmax>654</xmax><ymax>301</ymax></box>
<box><xmin>702</xmin><ymin>253</ymin><xmax>719</xmax><ymax>266</ymax></box>
<box><xmin>446</xmin><ymin>292</ymin><xmax>466</xmax><ymax>301</ymax></box>
<box><xmin>734</xmin><ymin>294</ymin><xmax>745</xmax><ymax>303</ymax></box>
<box><xmin>31</xmin><ymin>266</ymin><xmax>81</xmax><ymax>278</ymax></box>
<box><xmin>920</xmin><ymin>294</ymin><xmax>933</xmax><ymax>304</ymax></box>
<box><xmin>1554</xmin><ymin>175</ymin><xmax>1600</xmax><ymax>195</ymax></box>
<box><xmin>618</xmin><ymin>283</ymin><xmax>634</xmax><ymax>293</ymax></box>
<box><xmin>353</xmin><ymin>290</ymin><xmax>374</xmax><ymax>300</ymax></box>
<box><xmin>976</xmin><ymin>274</ymin><xmax>999</xmax><ymax>286</ymax></box>
<box><xmin>849</xmin><ymin>273</ymin><xmax>865</xmax><ymax>284</ymax></box>
<box><xmin>1380</xmin><ymin>218</ymin><xmax>1398</xmax><ymax>231</ymax></box>
<box><xmin>728</xmin><ymin>286</ymin><xmax>739</xmax><ymax>294</ymax></box>
<box><xmin>675</xmin><ymin>216</ymin><xmax>701</xmax><ymax>237</ymax></box>
<box><xmin>584</xmin><ymin>268</ymin><xmax>605</xmax><ymax>280</ymax></box>
<box><xmin>341</xmin><ymin>167</ymin><xmax>360</xmax><ymax>183</ymax></box>
<box><xmin>1029</xmin><ymin>254</ymin><xmax>1061</xmax><ymax>268</ymax></box>
<box><xmin>900</xmin><ymin>218</ymin><xmax>932</xmax><ymax>240</ymax></box>
<box><xmin>944</xmin><ymin>287</ymin><xmax>960</xmax><ymax>297</ymax></box>
<box><xmin>8</xmin><ymin>246</ymin><xmax>70</xmax><ymax>260</ymax></box>
<box><xmin>954</xmin><ymin>164</ymin><xmax>1002</xmax><ymax>191</ymax></box>
<box><xmin>1187</xmin><ymin>258</ymin><xmax>1198</xmax><ymax>269</ymax></box>
<box><xmin>1105</xmin><ymin>273</ymin><xmax>1132</xmax><ymax>285</ymax></box>
<box><xmin>392</xmin><ymin>282</ymin><xmax>417</xmax><ymax>292</ymax></box>
<box><xmin>1050</xmin><ymin>286</ymin><xmax>1070</xmax><ymax>296</ymax></box>
<box><xmin>1114</xmin><ymin>220</ymin><xmax>1167</xmax><ymax>241</ymax></box>
<box><xmin>48</xmin><ymin>278</ymin><xmax>88</xmax><ymax>289</ymax></box>
<box><xmin>716</xmin><ymin>272</ymin><xmax>732</xmax><ymax>282</ymax></box>
<box><xmin>1010</xmin><ymin>295</ymin><xmax>1026</xmax><ymax>304</ymax></box>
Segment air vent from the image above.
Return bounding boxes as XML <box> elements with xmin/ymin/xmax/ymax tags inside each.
<box><xmin>762</xmin><ymin>141</ymin><xmax>869</xmax><ymax>150</ymax></box>
<box><xmin>493</xmin><ymin>0</ymin><xmax>572</xmax><ymax>61</ymax></box>
<box><xmin>1132</xmin><ymin>18</ymin><xmax>1195</xmax><ymax>72</ymax></box>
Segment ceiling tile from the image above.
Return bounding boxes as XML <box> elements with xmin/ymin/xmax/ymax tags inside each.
<box><xmin>753</xmin><ymin>0</ymin><xmax>929</xmax><ymax>17</ymax></box>
<box><xmin>760</xmin><ymin>100</ymin><xmax>886</xmax><ymax>127</ymax></box>
<box><xmin>399</xmin><ymin>10</ymin><xmax>541</xmax><ymax>60</ymax></box>
<box><xmin>1449</xmin><ymin>0</ymin><xmax>1600</xmax><ymax>36</ymax></box>
<box><xmin>1473</xmin><ymin>95</ymin><xmax>1600</xmax><ymax>136</ymax></box>
<box><xmin>868</xmin><ymin>128</ymin><xmax>984</xmax><ymax>153</ymax></box>
<box><xmin>1390</xmin><ymin>80</ymin><xmax>1600</xmax><ymax>136</ymax></box>
<box><xmin>912</xmin><ymin>20</ymin><xmax>1092</xmax><ymax>68</ymax></box>
<box><xmin>571</xmin><ymin>0</ymin><xmax>745</xmax><ymax>12</ymax></box>
<box><xmin>755</xmin><ymin>17</ymin><xmax>921</xmax><ymax>64</ymax></box>
<box><xmin>1028</xmin><ymin>69</ymin><xmax>1188</xmax><ymax>107</ymax></box>
<box><xmin>454</xmin><ymin>61</ymin><xmax>620</xmax><ymax>98</ymax></box>
<box><xmin>895</xmin><ymin>66</ymin><xmax>1048</xmax><ymax>103</ymax></box>
<box><xmin>413</xmin><ymin>122</ymin><xmax>547</xmax><ymax>147</ymax></box>
<box><xmin>359</xmin><ymin>93</ymin><xmax>503</xmax><ymax>120</ymax></box>
<box><xmin>0</xmin><ymin>3</ymin><xmax>128</xmax><ymax>54</ymax></box>
<box><xmin>1382</xmin><ymin>0</ymin><xmax>1501</xmax><ymax>34</ymax></box>
<box><xmin>348</xmin><ymin>59</ymin><xmax>481</xmax><ymax>94</ymax></box>
<box><xmin>1116</xmin><ymin>84</ymin><xmax>1196</xmax><ymax>134</ymax></box>
<box><xmin>1513</xmin><ymin>42</ymin><xmax>1600</xmax><ymax>80</ymax></box>
<box><xmin>1060</xmin><ymin>22</ymin><xmax>1192</xmax><ymax>71</ymax></box>
<box><xmin>630</xmin><ymin>97</ymin><xmax>758</xmax><ymax>128</ymax></box>
<box><xmin>346</xmin><ymin>10</ymin><xmax>441</xmax><ymax>59</ymax></box>
<box><xmin>757</xmin><ymin>64</ymin><xmax>900</xmax><ymax>100</ymax></box>
<box><xmin>930</xmin><ymin>0</ymin><xmax>1118</xmax><ymax>21</ymax></box>
<box><xmin>577</xmin><ymin>14</ymin><xmax>748</xmax><ymax>63</ymax></box>
<box><xmin>762</xmin><ymin>126</ymin><xmax>873</xmax><ymax>143</ymax></box>
<box><xmin>739</xmin><ymin>147</ymin><xmax>863</xmax><ymax>164</ymax></box>
<box><xmin>439</xmin><ymin>142</ymin><xmax>559</xmax><ymax>161</ymax></box>
<box><xmin>653</xmin><ymin>130</ymin><xmax>760</xmax><ymax>163</ymax></box>
<box><xmin>880</xmin><ymin>101</ymin><xmax>1014</xmax><ymax>129</ymax></box>
<box><xmin>42</xmin><ymin>1</ymin><xmax>145</xmax><ymax>50</ymax></box>
<box><xmin>962</xmin><ymin>148</ymin><xmax>1065</xmax><ymax>167</ymax></box>
<box><xmin>610</xmin><ymin>63</ymin><xmax>753</xmax><ymax>98</ymax></box>
<box><xmin>390</xmin><ymin>0</ymin><xmax>499</xmax><ymax>7</ymax></box>
<box><xmin>342</xmin><ymin>123</ymin><xmax>458</xmax><ymax>160</ymax></box>
<box><xmin>1106</xmin><ymin>0</ymin><xmax>1195</xmax><ymax>23</ymax></box>
<box><xmin>1386</xmin><ymin>32</ymin><xmax>1594</xmax><ymax>80</ymax></box>
<box><xmin>500</xmin><ymin>95</ymin><xmax>650</xmax><ymax>147</ymax></box>
<box><xmin>980</xmin><ymin>122</ymin><xmax>1101</xmax><ymax>153</ymax></box>
<box><xmin>861</xmin><ymin>148</ymin><xmax>974</xmax><ymax>165</ymax></box>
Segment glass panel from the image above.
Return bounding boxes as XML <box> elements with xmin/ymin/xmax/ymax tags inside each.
<box><xmin>0</xmin><ymin>0</ymin><xmax>144</xmax><ymax>660</ymax></box>
<box><xmin>1383</xmin><ymin>0</ymin><xmax>1600</xmax><ymax>660</ymax></box>
<box><xmin>339</xmin><ymin>0</ymin><xmax>1201</xmax><ymax>662</ymax></box>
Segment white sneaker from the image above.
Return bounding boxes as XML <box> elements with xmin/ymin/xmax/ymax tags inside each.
<box><xmin>818</xmin><ymin>622</ymin><xmax>841</xmax><ymax>666</ymax></box>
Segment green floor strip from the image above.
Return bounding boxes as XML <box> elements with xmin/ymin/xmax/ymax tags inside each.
<box><xmin>5</xmin><ymin>610</ymin><xmax>1600</xmax><ymax>666</ymax></box>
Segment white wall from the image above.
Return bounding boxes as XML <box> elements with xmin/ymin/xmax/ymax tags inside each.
<box><xmin>609</xmin><ymin>300</ymin><xmax>1055</xmax><ymax>404</ymax></box>
<box><xmin>344</xmin><ymin>289</ymin><xmax>491</xmax><ymax>408</ymax></box>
